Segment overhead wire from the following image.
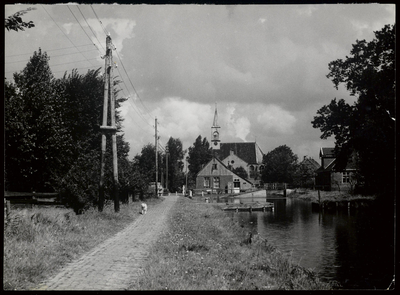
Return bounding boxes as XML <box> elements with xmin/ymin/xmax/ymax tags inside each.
<box><xmin>40</xmin><ymin>5</ymin><xmax>102</xmax><ymax>75</ymax></box>
<box><xmin>87</xmin><ymin>5</ymin><xmax>155</xmax><ymax>129</ymax></box>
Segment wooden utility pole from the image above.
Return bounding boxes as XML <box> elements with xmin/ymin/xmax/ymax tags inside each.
<box><xmin>166</xmin><ymin>146</ymin><xmax>169</xmax><ymax>192</ymax></box>
<box><xmin>99</xmin><ymin>34</ymin><xmax>119</xmax><ymax>212</ymax></box>
<box><xmin>155</xmin><ymin>117</ymin><xmax>158</xmax><ymax>197</ymax></box>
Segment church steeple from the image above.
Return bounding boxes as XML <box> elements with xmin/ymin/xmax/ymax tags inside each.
<box><xmin>211</xmin><ymin>102</ymin><xmax>220</xmax><ymax>150</ymax></box>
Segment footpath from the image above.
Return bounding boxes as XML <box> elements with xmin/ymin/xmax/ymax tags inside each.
<box><xmin>34</xmin><ymin>194</ymin><xmax>180</xmax><ymax>290</ymax></box>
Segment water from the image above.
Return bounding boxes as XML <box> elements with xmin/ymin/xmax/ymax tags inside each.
<box><xmin>225</xmin><ymin>196</ymin><xmax>394</xmax><ymax>289</ymax></box>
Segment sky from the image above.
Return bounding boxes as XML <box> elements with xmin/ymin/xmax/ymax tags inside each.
<box><xmin>5</xmin><ymin>3</ymin><xmax>395</xmax><ymax>163</ymax></box>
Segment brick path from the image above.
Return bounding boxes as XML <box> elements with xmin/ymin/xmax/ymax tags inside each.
<box><xmin>34</xmin><ymin>195</ymin><xmax>180</xmax><ymax>290</ymax></box>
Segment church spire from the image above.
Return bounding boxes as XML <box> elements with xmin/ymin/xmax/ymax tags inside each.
<box><xmin>212</xmin><ymin>102</ymin><xmax>220</xmax><ymax>128</ymax></box>
<box><xmin>211</xmin><ymin>102</ymin><xmax>220</xmax><ymax>150</ymax></box>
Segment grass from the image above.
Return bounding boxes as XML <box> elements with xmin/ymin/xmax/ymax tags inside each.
<box><xmin>291</xmin><ymin>190</ymin><xmax>376</xmax><ymax>203</ymax></box>
<box><xmin>130</xmin><ymin>197</ymin><xmax>334</xmax><ymax>290</ymax></box>
<box><xmin>3</xmin><ymin>198</ymin><xmax>162</xmax><ymax>290</ymax></box>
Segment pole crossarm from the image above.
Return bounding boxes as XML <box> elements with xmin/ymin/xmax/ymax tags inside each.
<box><xmin>100</xmin><ymin>125</ymin><xmax>118</xmax><ymax>133</ymax></box>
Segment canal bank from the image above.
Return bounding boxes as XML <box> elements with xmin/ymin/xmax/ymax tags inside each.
<box><xmin>225</xmin><ymin>191</ymin><xmax>395</xmax><ymax>290</ymax></box>
<box><xmin>131</xmin><ymin>196</ymin><xmax>333</xmax><ymax>290</ymax></box>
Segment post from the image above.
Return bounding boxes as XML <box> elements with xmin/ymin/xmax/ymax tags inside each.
<box><xmin>98</xmin><ymin>35</ymin><xmax>111</xmax><ymax>212</ymax></box>
<box><xmin>99</xmin><ymin>34</ymin><xmax>119</xmax><ymax>212</ymax></box>
<box><xmin>166</xmin><ymin>148</ymin><xmax>168</xmax><ymax>192</ymax></box>
<box><xmin>110</xmin><ymin>44</ymin><xmax>119</xmax><ymax>212</ymax></box>
<box><xmin>155</xmin><ymin>117</ymin><xmax>158</xmax><ymax>197</ymax></box>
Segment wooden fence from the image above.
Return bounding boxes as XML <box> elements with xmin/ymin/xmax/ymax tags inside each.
<box><xmin>4</xmin><ymin>191</ymin><xmax>62</xmax><ymax>212</ymax></box>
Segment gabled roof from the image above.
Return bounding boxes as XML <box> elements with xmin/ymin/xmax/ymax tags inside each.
<box><xmin>301</xmin><ymin>157</ymin><xmax>320</xmax><ymax>170</ymax></box>
<box><xmin>316</xmin><ymin>157</ymin><xmax>357</xmax><ymax>173</ymax></box>
<box><xmin>197</xmin><ymin>156</ymin><xmax>253</xmax><ymax>185</ymax></box>
<box><xmin>217</xmin><ymin>142</ymin><xmax>263</xmax><ymax>164</ymax></box>
<box><xmin>319</xmin><ymin>147</ymin><xmax>335</xmax><ymax>158</ymax></box>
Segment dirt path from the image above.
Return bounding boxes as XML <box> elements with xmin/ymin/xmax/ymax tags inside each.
<box><xmin>34</xmin><ymin>194</ymin><xmax>180</xmax><ymax>290</ymax></box>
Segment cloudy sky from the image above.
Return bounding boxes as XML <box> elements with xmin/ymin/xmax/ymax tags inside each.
<box><xmin>5</xmin><ymin>3</ymin><xmax>395</xmax><ymax>162</ymax></box>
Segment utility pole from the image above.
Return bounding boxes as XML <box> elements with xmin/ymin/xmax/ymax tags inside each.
<box><xmin>99</xmin><ymin>34</ymin><xmax>119</xmax><ymax>212</ymax></box>
<box><xmin>155</xmin><ymin>117</ymin><xmax>158</xmax><ymax>197</ymax></box>
<box><xmin>166</xmin><ymin>146</ymin><xmax>169</xmax><ymax>192</ymax></box>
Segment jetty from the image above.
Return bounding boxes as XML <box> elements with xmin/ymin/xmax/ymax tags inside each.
<box><xmin>222</xmin><ymin>202</ymin><xmax>274</xmax><ymax>212</ymax></box>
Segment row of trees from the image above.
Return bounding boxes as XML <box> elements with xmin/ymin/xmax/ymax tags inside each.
<box><xmin>4</xmin><ymin>48</ymin><xmax>189</xmax><ymax>212</ymax></box>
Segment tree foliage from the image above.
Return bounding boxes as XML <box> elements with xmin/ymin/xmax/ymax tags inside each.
<box><xmin>5</xmin><ymin>49</ymin><xmax>73</xmax><ymax>192</ymax></box>
<box><xmin>312</xmin><ymin>24</ymin><xmax>395</xmax><ymax>195</ymax></box>
<box><xmin>261</xmin><ymin>145</ymin><xmax>298</xmax><ymax>184</ymax></box>
<box><xmin>187</xmin><ymin>135</ymin><xmax>213</xmax><ymax>186</ymax></box>
<box><xmin>165</xmin><ymin>137</ymin><xmax>186</xmax><ymax>192</ymax></box>
<box><xmin>4</xmin><ymin>48</ymin><xmax>133</xmax><ymax>212</ymax></box>
<box><xmin>5</xmin><ymin>7</ymin><xmax>35</xmax><ymax>32</ymax></box>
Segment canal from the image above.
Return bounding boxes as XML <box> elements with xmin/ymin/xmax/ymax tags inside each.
<box><xmin>225</xmin><ymin>195</ymin><xmax>394</xmax><ymax>289</ymax></box>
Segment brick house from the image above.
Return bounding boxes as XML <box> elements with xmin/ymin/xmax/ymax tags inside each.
<box><xmin>195</xmin><ymin>156</ymin><xmax>253</xmax><ymax>194</ymax></box>
<box><xmin>315</xmin><ymin>147</ymin><xmax>357</xmax><ymax>191</ymax></box>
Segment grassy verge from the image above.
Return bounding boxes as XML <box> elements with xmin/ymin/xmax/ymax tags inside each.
<box><xmin>3</xmin><ymin>198</ymin><xmax>162</xmax><ymax>290</ymax></box>
<box><xmin>131</xmin><ymin>197</ymin><xmax>334</xmax><ymax>290</ymax></box>
<box><xmin>290</xmin><ymin>190</ymin><xmax>376</xmax><ymax>203</ymax></box>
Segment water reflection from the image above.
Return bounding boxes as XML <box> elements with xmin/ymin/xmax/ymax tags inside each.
<box><xmin>226</xmin><ymin>197</ymin><xmax>394</xmax><ymax>289</ymax></box>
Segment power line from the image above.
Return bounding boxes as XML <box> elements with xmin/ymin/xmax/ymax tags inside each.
<box><xmin>75</xmin><ymin>5</ymin><xmax>106</xmax><ymax>53</ymax></box>
<box><xmin>66</xmin><ymin>5</ymin><xmax>103</xmax><ymax>55</ymax></box>
<box><xmin>90</xmin><ymin>5</ymin><xmax>109</xmax><ymax>36</ymax></box>
<box><xmin>5</xmin><ymin>44</ymin><xmax>94</xmax><ymax>58</ymax></box>
<box><xmin>113</xmin><ymin>49</ymin><xmax>154</xmax><ymax>121</ymax></box>
<box><xmin>41</xmin><ymin>5</ymin><xmax>101</xmax><ymax>71</ymax></box>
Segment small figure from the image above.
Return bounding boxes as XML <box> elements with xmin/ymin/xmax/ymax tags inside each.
<box><xmin>141</xmin><ymin>202</ymin><xmax>148</xmax><ymax>215</ymax></box>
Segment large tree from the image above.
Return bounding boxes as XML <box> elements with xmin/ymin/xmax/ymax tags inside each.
<box><xmin>165</xmin><ymin>137</ymin><xmax>185</xmax><ymax>193</ymax></box>
<box><xmin>186</xmin><ymin>135</ymin><xmax>213</xmax><ymax>186</ymax></box>
<box><xmin>312</xmin><ymin>24</ymin><xmax>395</xmax><ymax>195</ymax></box>
<box><xmin>5</xmin><ymin>48</ymin><xmax>132</xmax><ymax>212</ymax></box>
<box><xmin>5</xmin><ymin>49</ymin><xmax>73</xmax><ymax>192</ymax></box>
<box><xmin>261</xmin><ymin>145</ymin><xmax>298</xmax><ymax>184</ymax></box>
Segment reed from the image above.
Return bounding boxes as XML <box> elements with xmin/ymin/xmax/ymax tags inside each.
<box><xmin>131</xmin><ymin>197</ymin><xmax>334</xmax><ymax>290</ymax></box>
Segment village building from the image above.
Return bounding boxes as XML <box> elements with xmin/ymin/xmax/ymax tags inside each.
<box><xmin>195</xmin><ymin>104</ymin><xmax>264</xmax><ymax>193</ymax></box>
<box><xmin>195</xmin><ymin>156</ymin><xmax>253</xmax><ymax>194</ymax></box>
<box><xmin>315</xmin><ymin>147</ymin><xmax>357</xmax><ymax>191</ymax></box>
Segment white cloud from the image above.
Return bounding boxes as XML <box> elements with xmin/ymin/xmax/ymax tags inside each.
<box><xmin>256</xmin><ymin>105</ymin><xmax>296</xmax><ymax>135</ymax></box>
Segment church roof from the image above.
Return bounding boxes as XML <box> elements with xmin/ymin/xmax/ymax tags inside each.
<box><xmin>217</xmin><ymin>142</ymin><xmax>263</xmax><ymax>164</ymax></box>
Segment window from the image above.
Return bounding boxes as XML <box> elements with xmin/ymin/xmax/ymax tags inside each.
<box><xmin>204</xmin><ymin>177</ymin><xmax>210</xmax><ymax>188</ymax></box>
<box><xmin>212</xmin><ymin>164</ymin><xmax>217</xmax><ymax>171</ymax></box>
<box><xmin>213</xmin><ymin>177</ymin><xmax>220</xmax><ymax>188</ymax></box>
<box><xmin>342</xmin><ymin>171</ymin><xmax>351</xmax><ymax>183</ymax></box>
<box><xmin>233</xmin><ymin>178</ymin><xmax>240</xmax><ymax>188</ymax></box>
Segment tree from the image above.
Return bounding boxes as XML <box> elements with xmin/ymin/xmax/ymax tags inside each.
<box><xmin>293</xmin><ymin>159</ymin><xmax>316</xmax><ymax>189</ymax></box>
<box><xmin>5</xmin><ymin>48</ymin><xmax>73</xmax><ymax>192</ymax></box>
<box><xmin>165</xmin><ymin>137</ymin><xmax>185</xmax><ymax>192</ymax></box>
<box><xmin>261</xmin><ymin>145</ymin><xmax>298</xmax><ymax>184</ymax></box>
<box><xmin>187</xmin><ymin>135</ymin><xmax>213</xmax><ymax>186</ymax></box>
<box><xmin>5</xmin><ymin>7</ymin><xmax>36</xmax><ymax>31</ymax></box>
<box><xmin>312</xmin><ymin>24</ymin><xmax>395</xmax><ymax>195</ymax></box>
<box><xmin>133</xmin><ymin>143</ymin><xmax>163</xmax><ymax>194</ymax></box>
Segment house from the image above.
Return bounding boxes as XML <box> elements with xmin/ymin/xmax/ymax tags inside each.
<box><xmin>195</xmin><ymin>156</ymin><xmax>253</xmax><ymax>194</ymax></box>
<box><xmin>194</xmin><ymin>103</ymin><xmax>263</xmax><ymax>193</ymax></box>
<box><xmin>315</xmin><ymin>147</ymin><xmax>357</xmax><ymax>191</ymax></box>
<box><xmin>217</xmin><ymin>142</ymin><xmax>264</xmax><ymax>184</ymax></box>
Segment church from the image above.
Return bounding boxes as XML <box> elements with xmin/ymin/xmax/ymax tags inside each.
<box><xmin>195</xmin><ymin>104</ymin><xmax>264</xmax><ymax>194</ymax></box>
